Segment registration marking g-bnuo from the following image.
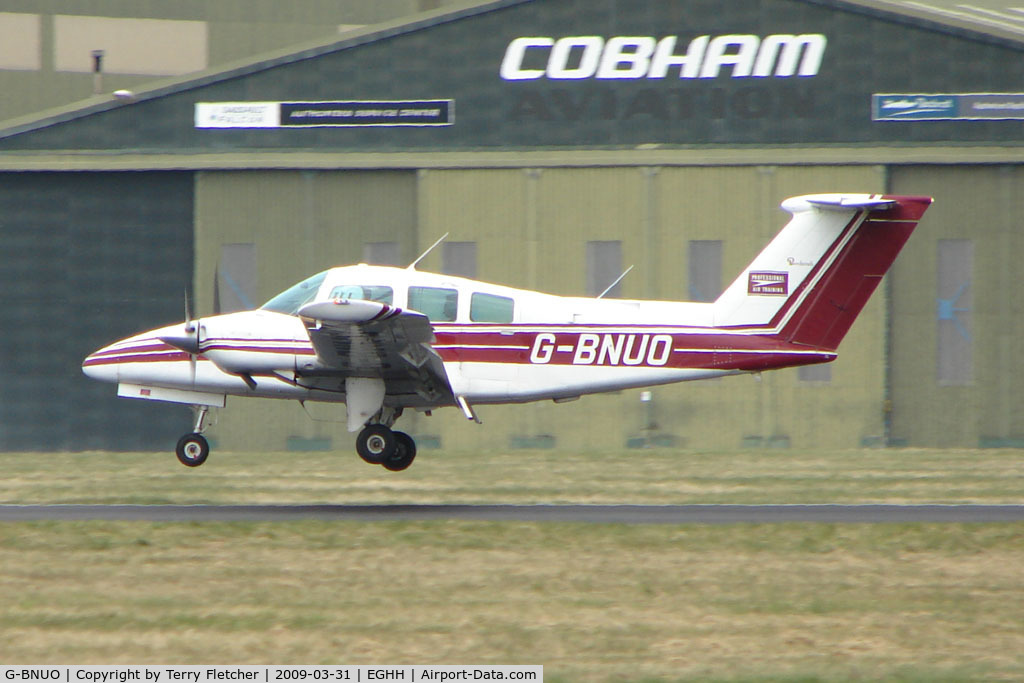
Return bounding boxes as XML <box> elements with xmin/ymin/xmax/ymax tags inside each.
<box><xmin>530</xmin><ymin>332</ymin><xmax>674</xmax><ymax>366</ymax></box>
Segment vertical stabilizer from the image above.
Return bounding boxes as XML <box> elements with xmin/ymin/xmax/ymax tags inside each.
<box><xmin>713</xmin><ymin>194</ymin><xmax>932</xmax><ymax>350</ymax></box>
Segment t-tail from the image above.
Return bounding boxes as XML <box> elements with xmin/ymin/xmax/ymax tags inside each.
<box><xmin>713</xmin><ymin>193</ymin><xmax>933</xmax><ymax>351</ymax></box>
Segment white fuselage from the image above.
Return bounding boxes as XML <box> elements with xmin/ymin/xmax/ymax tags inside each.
<box><xmin>83</xmin><ymin>264</ymin><xmax>828</xmax><ymax>410</ymax></box>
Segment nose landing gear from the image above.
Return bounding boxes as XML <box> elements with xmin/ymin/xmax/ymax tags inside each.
<box><xmin>175</xmin><ymin>405</ymin><xmax>213</xmax><ymax>467</ymax></box>
<box><xmin>175</xmin><ymin>432</ymin><xmax>210</xmax><ymax>467</ymax></box>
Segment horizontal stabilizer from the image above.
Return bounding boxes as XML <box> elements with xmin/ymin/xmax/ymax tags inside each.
<box><xmin>803</xmin><ymin>196</ymin><xmax>896</xmax><ymax>211</ymax></box>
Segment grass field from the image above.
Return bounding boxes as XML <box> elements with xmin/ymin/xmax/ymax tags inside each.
<box><xmin>2</xmin><ymin>448</ymin><xmax>1023</xmax><ymax>505</ymax></box>
<box><xmin>2</xmin><ymin>448</ymin><xmax>1024</xmax><ymax>681</ymax></box>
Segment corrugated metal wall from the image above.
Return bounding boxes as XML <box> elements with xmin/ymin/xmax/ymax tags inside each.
<box><xmin>889</xmin><ymin>165</ymin><xmax>1024</xmax><ymax>447</ymax></box>
<box><xmin>195</xmin><ymin>164</ymin><xmax>891</xmax><ymax>453</ymax></box>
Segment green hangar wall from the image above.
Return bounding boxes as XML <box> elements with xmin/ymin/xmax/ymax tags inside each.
<box><xmin>0</xmin><ymin>172</ymin><xmax>194</xmax><ymax>450</ymax></box>
<box><xmin>888</xmin><ymin>166</ymin><xmax>1024</xmax><ymax>448</ymax></box>
<box><xmin>1</xmin><ymin>0</ymin><xmax>1022</xmax><ymax>451</ymax></box>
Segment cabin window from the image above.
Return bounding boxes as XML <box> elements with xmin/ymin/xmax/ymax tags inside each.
<box><xmin>260</xmin><ymin>271</ymin><xmax>328</xmax><ymax>315</ymax></box>
<box><xmin>329</xmin><ymin>285</ymin><xmax>393</xmax><ymax>304</ymax></box>
<box><xmin>409</xmin><ymin>286</ymin><xmax>458</xmax><ymax>322</ymax></box>
<box><xmin>470</xmin><ymin>293</ymin><xmax>514</xmax><ymax>323</ymax></box>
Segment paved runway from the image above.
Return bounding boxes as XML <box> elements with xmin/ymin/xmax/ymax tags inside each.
<box><xmin>2</xmin><ymin>504</ymin><xmax>1024</xmax><ymax>523</ymax></box>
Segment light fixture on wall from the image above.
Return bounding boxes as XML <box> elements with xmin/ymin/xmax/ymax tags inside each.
<box><xmin>91</xmin><ymin>49</ymin><xmax>104</xmax><ymax>95</ymax></box>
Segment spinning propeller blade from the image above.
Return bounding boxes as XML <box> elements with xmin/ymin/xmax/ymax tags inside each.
<box><xmin>159</xmin><ymin>291</ymin><xmax>201</xmax><ymax>383</ymax></box>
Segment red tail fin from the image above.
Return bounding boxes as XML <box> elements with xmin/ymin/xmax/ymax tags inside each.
<box><xmin>780</xmin><ymin>195</ymin><xmax>932</xmax><ymax>351</ymax></box>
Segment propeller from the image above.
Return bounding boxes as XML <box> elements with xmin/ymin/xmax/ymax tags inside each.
<box><xmin>159</xmin><ymin>292</ymin><xmax>261</xmax><ymax>391</ymax></box>
<box><xmin>159</xmin><ymin>291</ymin><xmax>202</xmax><ymax>384</ymax></box>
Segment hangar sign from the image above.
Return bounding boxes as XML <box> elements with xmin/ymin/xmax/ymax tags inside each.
<box><xmin>500</xmin><ymin>34</ymin><xmax>828</xmax><ymax>80</ymax></box>
<box><xmin>195</xmin><ymin>100</ymin><xmax>454</xmax><ymax>128</ymax></box>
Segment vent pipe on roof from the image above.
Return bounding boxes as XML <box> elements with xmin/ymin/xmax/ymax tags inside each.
<box><xmin>92</xmin><ymin>49</ymin><xmax>104</xmax><ymax>95</ymax></box>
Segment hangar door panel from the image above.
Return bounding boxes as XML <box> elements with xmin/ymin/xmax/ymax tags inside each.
<box><xmin>0</xmin><ymin>172</ymin><xmax>194</xmax><ymax>450</ymax></box>
<box><xmin>889</xmin><ymin>166</ymin><xmax>1024</xmax><ymax>447</ymax></box>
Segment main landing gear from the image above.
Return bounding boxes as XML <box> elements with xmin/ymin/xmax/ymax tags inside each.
<box><xmin>356</xmin><ymin>423</ymin><xmax>417</xmax><ymax>472</ymax></box>
<box><xmin>175</xmin><ymin>405</ymin><xmax>212</xmax><ymax>467</ymax></box>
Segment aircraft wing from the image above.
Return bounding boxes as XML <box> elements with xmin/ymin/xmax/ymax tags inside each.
<box><xmin>297</xmin><ymin>299</ymin><xmax>455</xmax><ymax>407</ymax></box>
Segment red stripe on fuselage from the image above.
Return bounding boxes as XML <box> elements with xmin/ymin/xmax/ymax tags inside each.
<box><xmin>83</xmin><ymin>350</ymin><xmax>193</xmax><ymax>366</ymax></box>
<box><xmin>432</xmin><ymin>328</ymin><xmax>832</xmax><ymax>371</ymax></box>
<box><xmin>83</xmin><ymin>338</ymin><xmax>316</xmax><ymax>367</ymax></box>
<box><xmin>200</xmin><ymin>342</ymin><xmax>316</xmax><ymax>355</ymax></box>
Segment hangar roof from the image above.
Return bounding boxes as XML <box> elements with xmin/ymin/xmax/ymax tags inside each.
<box><xmin>869</xmin><ymin>0</ymin><xmax>1024</xmax><ymax>36</ymax></box>
<box><xmin>0</xmin><ymin>0</ymin><xmax>1021</xmax><ymax>167</ymax></box>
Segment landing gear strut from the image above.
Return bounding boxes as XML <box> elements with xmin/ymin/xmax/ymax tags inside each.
<box><xmin>175</xmin><ymin>405</ymin><xmax>212</xmax><ymax>467</ymax></box>
<box><xmin>356</xmin><ymin>424</ymin><xmax>417</xmax><ymax>472</ymax></box>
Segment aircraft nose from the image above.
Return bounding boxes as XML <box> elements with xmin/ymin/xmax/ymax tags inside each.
<box><xmin>82</xmin><ymin>343</ymin><xmax>120</xmax><ymax>383</ymax></box>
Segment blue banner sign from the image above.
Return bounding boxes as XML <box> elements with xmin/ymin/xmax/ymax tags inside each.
<box><xmin>873</xmin><ymin>93</ymin><xmax>1024</xmax><ymax>121</ymax></box>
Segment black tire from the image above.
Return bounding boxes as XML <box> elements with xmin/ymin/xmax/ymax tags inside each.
<box><xmin>175</xmin><ymin>433</ymin><xmax>210</xmax><ymax>467</ymax></box>
<box><xmin>356</xmin><ymin>424</ymin><xmax>395</xmax><ymax>465</ymax></box>
<box><xmin>382</xmin><ymin>431</ymin><xmax>417</xmax><ymax>472</ymax></box>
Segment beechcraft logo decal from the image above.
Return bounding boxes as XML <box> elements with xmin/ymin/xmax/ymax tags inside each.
<box><xmin>748</xmin><ymin>271</ymin><xmax>789</xmax><ymax>296</ymax></box>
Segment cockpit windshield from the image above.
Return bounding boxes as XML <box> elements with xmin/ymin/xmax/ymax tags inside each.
<box><xmin>260</xmin><ymin>271</ymin><xmax>328</xmax><ymax>315</ymax></box>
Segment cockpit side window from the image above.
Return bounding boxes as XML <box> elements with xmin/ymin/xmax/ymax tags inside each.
<box><xmin>260</xmin><ymin>271</ymin><xmax>328</xmax><ymax>315</ymax></box>
<box><xmin>408</xmin><ymin>286</ymin><xmax>458</xmax><ymax>322</ymax></box>
<box><xmin>329</xmin><ymin>285</ymin><xmax>393</xmax><ymax>304</ymax></box>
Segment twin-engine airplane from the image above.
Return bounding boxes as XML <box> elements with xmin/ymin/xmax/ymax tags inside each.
<box><xmin>83</xmin><ymin>193</ymin><xmax>931</xmax><ymax>470</ymax></box>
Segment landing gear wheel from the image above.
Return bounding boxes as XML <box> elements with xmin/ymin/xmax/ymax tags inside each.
<box><xmin>176</xmin><ymin>433</ymin><xmax>210</xmax><ymax>467</ymax></box>
<box><xmin>356</xmin><ymin>424</ymin><xmax>395</xmax><ymax>465</ymax></box>
<box><xmin>382</xmin><ymin>431</ymin><xmax>417</xmax><ymax>472</ymax></box>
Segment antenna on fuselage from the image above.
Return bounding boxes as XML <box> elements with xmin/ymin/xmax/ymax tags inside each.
<box><xmin>596</xmin><ymin>265</ymin><xmax>634</xmax><ymax>299</ymax></box>
<box><xmin>407</xmin><ymin>232</ymin><xmax>449</xmax><ymax>270</ymax></box>
<box><xmin>184</xmin><ymin>289</ymin><xmax>195</xmax><ymax>331</ymax></box>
